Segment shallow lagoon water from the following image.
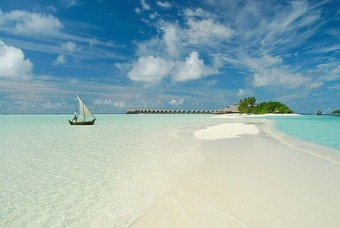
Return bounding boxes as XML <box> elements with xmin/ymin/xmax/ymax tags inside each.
<box><xmin>1</xmin><ymin>114</ymin><xmax>339</xmax><ymax>227</ymax></box>
<box><xmin>0</xmin><ymin>114</ymin><xmax>221</xmax><ymax>227</ymax></box>
<box><xmin>268</xmin><ymin>115</ymin><xmax>340</xmax><ymax>151</ymax></box>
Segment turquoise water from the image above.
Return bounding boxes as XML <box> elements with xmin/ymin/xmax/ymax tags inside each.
<box><xmin>267</xmin><ymin>115</ymin><xmax>340</xmax><ymax>151</ymax></box>
<box><xmin>0</xmin><ymin>114</ymin><xmax>223</xmax><ymax>228</ymax></box>
<box><xmin>1</xmin><ymin>114</ymin><xmax>339</xmax><ymax>227</ymax></box>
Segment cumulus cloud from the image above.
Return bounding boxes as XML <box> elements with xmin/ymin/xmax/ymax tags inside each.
<box><xmin>54</xmin><ymin>41</ymin><xmax>79</xmax><ymax>65</ymax></box>
<box><xmin>128</xmin><ymin>0</ymin><xmax>328</xmax><ymax>97</ymax></box>
<box><xmin>129</xmin><ymin>10</ymin><xmax>229</xmax><ymax>84</ymax></box>
<box><xmin>136</xmin><ymin>24</ymin><xmax>182</xmax><ymax>58</ymax></box>
<box><xmin>171</xmin><ymin>51</ymin><xmax>218</xmax><ymax>82</ymax></box>
<box><xmin>128</xmin><ymin>52</ymin><xmax>218</xmax><ymax>84</ymax></box>
<box><xmin>136</xmin><ymin>37</ymin><xmax>163</xmax><ymax>57</ymax></box>
<box><xmin>128</xmin><ymin>10</ymin><xmax>231</xmax><ymax>85</ymax></box>
<box><xmin>0</xmin><ymin>9</ymin><xmax>63</xmax><ymax>35</ymax></box>
<box><xmin>128</xmin><ymin>55</ymin><xmax>174</xmax><ymax>84</ymax></box>
<box><xmin>0</xmin><ymin>39</ymin><xmax>33</xmax><ymax>79</ymax></box>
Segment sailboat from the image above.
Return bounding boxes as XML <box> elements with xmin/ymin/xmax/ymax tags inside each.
<box><xmin>69</xmin><ymin>94</ymin><xmax>96</xmax><ymax>125</ymax></box>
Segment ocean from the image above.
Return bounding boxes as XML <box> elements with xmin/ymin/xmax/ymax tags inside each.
<box><xmin>1</xmin><ymin>114</ymin><xmax>339</xmax><ymax>227</ymax></box>
<box><xmin>266</xmin><ymin>115</ymin><xmax>340</xmax><ymax>151</ymax></box>
<box><xmin>0</xmin><ymin>114</ymin><xmax>222</xmax><ymax>227</ymax></box>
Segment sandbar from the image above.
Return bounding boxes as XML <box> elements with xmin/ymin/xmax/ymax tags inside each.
<box><xmin>132</xmin><ymin>117</ymin><xmax>340</xmax><ymax>227</ymax></box>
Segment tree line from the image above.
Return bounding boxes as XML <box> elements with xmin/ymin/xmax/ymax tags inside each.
<box><xmin>238</xmin><ymin>97</ymin><xmax>293</xmax><ymax>114</ymax></box>
<box><xmin>332</xmin><ymin>110</ymin><xmax>340</xmax><ymax>115</ymax></box>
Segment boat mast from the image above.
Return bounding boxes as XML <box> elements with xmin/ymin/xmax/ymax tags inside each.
<box><xmin>82</xmin><ymin>100</ymin><xmax>86</xmax><ymax>121</ymax></box>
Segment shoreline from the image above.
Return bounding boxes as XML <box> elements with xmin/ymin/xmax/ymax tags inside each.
<box><xmin>131</xmin><ymin>116</ymin><xmax>340</xmax><ymax>227</ymax></box>
<box><xmin>215</xmin><ymin>114</ymin><xmax>340</xmax><ymax>163</ymax></box>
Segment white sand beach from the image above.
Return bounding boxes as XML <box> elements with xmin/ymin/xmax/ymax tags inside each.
<box><xmin>132</xmin><ymin>116</ymin><xmax>340</xmax><ymax>227</ymax></box>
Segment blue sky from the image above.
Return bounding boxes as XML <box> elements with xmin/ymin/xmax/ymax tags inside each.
<box><xmin>0</xmin><ymin>0</ymin><xmax>339</xmax><ymax>114</ymax></box>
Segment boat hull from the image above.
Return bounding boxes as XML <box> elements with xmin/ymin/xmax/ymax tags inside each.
<box><xmin>68</xmin><ymin>119</ymin><xmax>95</xmax><ymax>125</ymax></box>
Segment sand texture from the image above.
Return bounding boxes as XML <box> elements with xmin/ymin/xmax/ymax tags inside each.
<box><xmin>132</xmin><ymin>121</ymin><xmax>340</xmax><ymax>228</ymax></box>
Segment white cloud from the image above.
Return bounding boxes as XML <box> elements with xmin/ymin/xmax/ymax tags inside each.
<box><xmin>185</xmin><ymin>19</ymin><xmax>233</xmax><ymax>45</ymax></box>
<box><xmin>149</xmin><ymin>12</ymin><xmax>160</xmax><ymax>20</ymax></box>
<box><xmin>61</xmin><ymin>41</ymin><xmax>78</xmax><ymax>53</ymax></box>
<box><xmin>62</xmin><ymin>0</ymin><xmax>79</xmax><ymax>8</ymax></box>
<box><xmin>205</xmin><ymin>79</ymin><xmax>218</xmax><ymax>86</ymax></box>
<box><xmin>136</xmin><ymin>13</ymin><xmax>233</xmax><ymax>57</ymax></box>
<box><xmin>141</xmin><ymin>0</ymin><xmax>151</xmax><ymax>10</ymax></box>
<box><xmin>54</xmin><ymin>54</ymin><xmax>66</xmax><ymax>65</ymax></box>
<box><xmin>127</xmin><ymin>51</ymin><xmax>219</xmax><ymax>84</ymax></box>
<box><xmin>41</xmin><ymin>102</ymin><xmax>65</xmax><ymax>110</ymax></box>
<box><xmin>136</xmin><ymin>37</ymin><xmax>163</xmax><ymax>57</ymax></box>
<box><xmin>128</xmin><ymin>55</ymin><xmax>174</xmax><ymax>84</ymax></box>
<box><xmin>93</xmin><ymin>99</ymin><xmax>126</xmax><ymax>109</ymax></box>
<box><xmin>237</xmin><ymin>88</ymin><xmax>253</xmax><ymax>97</ymax></box>
<box><xmin>157</xmin><ymin>1</ymin><xmax>172</xmax><ymax>9</ymax></box>
<box><xmin>131</xmin><ymin>16</ymin><xmax>229</xmax><ymax>83</ymax></box>
<box><xmin>128</xmin><ymin>0</ymin><xmax>328</xmax><ymax>97</ymax></box>
<box><xmin>313</xmin><ymin>44</ymin><xmax>340</xmax><ymax>54</ymax></box>
<box><xmin>316</xmin><ymin>61</ymin><xmax>340</xmax><ymax>81</ymax></box>
<box><xmin>184</xmin><ymin>8</ymin><xmax>211</xmax><ymax>18</ymax></box>
<box><xmin>251</xmin><ymin>68</ymin><xmax>309</xmax><ymax>89</ymax></box>
<box><xmin>0</xmin><ymin>39</ymin><xmax>33</xmax><ymax>79</ymax></box>
<box><xmin>94</xmin><ymin>98</ymin><xmax>113</xmax><ymax>106</ymax></box>
<box><xmin>0</xmin><ymin>9</ymin><xmax>63</xmax><ymax>35</ymax></box>
<box><xmin>243</xmin><ymin>54</ymin><xmax>310</xmax><ymax>89</ymax></box>
<box><xmin>171</xmin><ymin>51</ymin><xmax>218</xmax><ymax>82</ymax></box>
<box><xmin>114</xmin><ymin>101</ymin><xmax>126</xmax><ymax>108</ymax></box>
<box><xmin>13</xmin><ymin>100</ymin><xmax>34</xmax><ymax>112</ymax></box>
<box><xmin>54</xmin><ymin>42</ymin><xmax>79</xmax><ymax>65</ymax></box>
<box><xmin>262</xmin><ymin>1</ymin><xmax>319</xmax><ymax>48</ymax></box>
<box><xmin>163</xmin><ymin>24</ymin><xmax>181</xmax><ymax>58</ymax></box>
<box><xmin>305</xmin><ymin>81</ymin><xmax>323</xmax><ymax>90</ymax></box>
<box><xmin>136</xmin><ymin>23</ymin><xmax>181</xmax><ymax>58</ymax></box>
<box><xmin>168</xmin><ymin>98</ymin><xmax>184</xmax><ymax>106</ymax></box>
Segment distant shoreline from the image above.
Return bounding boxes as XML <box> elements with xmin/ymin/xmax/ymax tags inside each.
<box><xmin>1</xmin><ymin>112</ymin><xmax>335</xmax><ymax>116</ymax></box>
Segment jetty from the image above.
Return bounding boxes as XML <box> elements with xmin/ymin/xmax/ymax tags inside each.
<box><xmin>126</xmin><ymin>105</ymin><xmax>239</xmax><ymax>114</ymax></box>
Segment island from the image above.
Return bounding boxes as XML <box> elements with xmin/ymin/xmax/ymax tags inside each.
<box><xmin>238</xmin><ymin>97</ymin><xmax>293</xmax><ymax>114</ymax></box>
<box><xmin>332</xmin><ymin>110</ymin><xmax>340</xmax><ymax>116</ymax></box>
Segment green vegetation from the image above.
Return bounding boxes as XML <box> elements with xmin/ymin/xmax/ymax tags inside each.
<box><xmin>238</xmin><ymin>97</ymin><xmax>257</xmax><ymax>114</ymax></box>
<box><xmin>238</xmin><ymin>97</ymin><xmax>293</xmax><ymax>114</ymax></box>
<box><xmin>332</xmin><ymin>110</ymin><xmax>340</xmax><ymax>115</ymax></box>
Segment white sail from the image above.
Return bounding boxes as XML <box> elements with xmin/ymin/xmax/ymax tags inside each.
<box><xmin>76</xmin><ymin>94</ymin><xmax>95</xmax><ymax>121</ymax></box>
